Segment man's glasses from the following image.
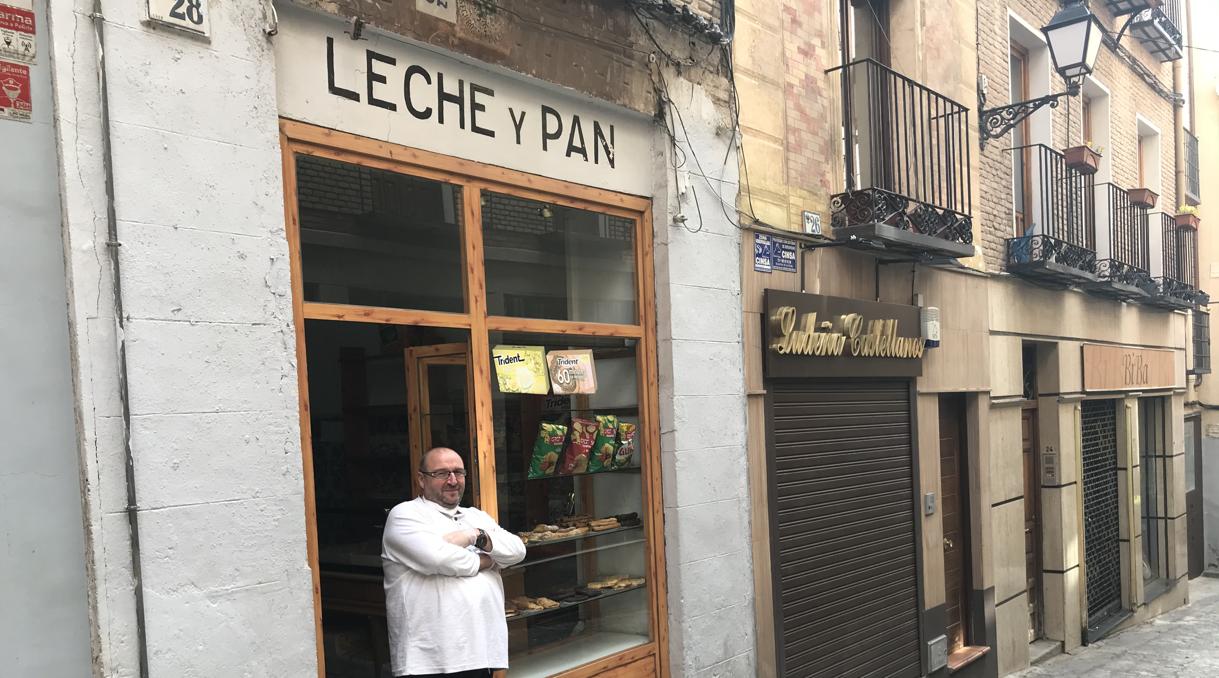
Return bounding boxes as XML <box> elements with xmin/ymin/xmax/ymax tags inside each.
<box><xmin>419</xmin><ymin>469</ymin><xmax>468</xmax><ymax>480</ymax></box>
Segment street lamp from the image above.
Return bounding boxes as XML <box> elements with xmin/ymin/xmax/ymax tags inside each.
<box><xmin>980</xmin><ymin>0</ymin><xmax>1105</xmax><ymax>147</ymax></box>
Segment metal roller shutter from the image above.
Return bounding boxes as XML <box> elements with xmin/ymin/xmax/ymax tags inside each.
<box><xmin>770</xmin><ymin>380</ymin><xmax>921</xmax><ymax>678</ymax></box>
<box><xmin>1081</xmin><ymin>399</ymin><xmax>1122</xmax><ymax>629</ymax></box>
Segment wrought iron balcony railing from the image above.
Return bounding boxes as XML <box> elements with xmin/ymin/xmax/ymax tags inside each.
<box><xmin>1186</xmin><ymin>129</ymin><xmax>1201</xmax><ymax>206</ymax></box>
<box><xmin>1085</xmin><ymin>183</ymin><xmax>1154</xmax><ymax>299</ymax></box>
<box><xmin>1005</xmin><ymin>144</ymin><xmax>1098</xmax><ymax>284</ymax></box>
<box><xmin>827</xmin><ymin>59</ymin><xmax>974</xmax><ymax>259</ymax></box>
<box><xmin>1129</xmin><ymin>0</ymin><xmax>1184</xmax><ymax>62</ymax></box>
<box><xmin>1147</xmin><ymin>213</ymin><xmax>1201</xmax><ymax>308</ymax></box>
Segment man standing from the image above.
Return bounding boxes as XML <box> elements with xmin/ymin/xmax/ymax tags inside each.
<box><xmin>382</xmin><ymin>447</ymin><xmax>526</xmax><ymax>678</ymax></box>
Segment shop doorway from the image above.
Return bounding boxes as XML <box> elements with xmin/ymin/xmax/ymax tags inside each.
<box><xmin>1021</xmin><ymin>407</ymin><xmax>1043</xmax><ymax>641</ymax></box>
<box><xmin>939</xmin><ymin>394</ymin><xmax>971</xmax><ymax>655</ymax></box>
<box><xmin>1186</xmin><ymin>415</ymin><xmax>1205</xmax><ymax>579</ymax></box>
<box><xmin>768</xmin><ymin>379</ymin><xmax>922</xmax><ymax>678</ymax></box>
<box><xmin>1081</xmin><ymin>399</ymin><xmax>1124</xmax><ymax>641</ymax></box>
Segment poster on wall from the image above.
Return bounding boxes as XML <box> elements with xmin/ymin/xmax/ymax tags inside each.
<box><xmin>547</xmin><ymin>349</ymin><xmax>598</xmax><ymax>394</ymax></box>
<box><xmin>0</xmin><ymin>3</ymin><xmax>35</xmax><ymax>64</ymax></box>
<box><xmin>493</xmin><ymin>345</ymin><xmax>550</xmax><ymax>394</ymax></box>
<box><xmin>0</xmin><ymin>59</ymin><xmax>30</xmax><ymax>122</ymax></box>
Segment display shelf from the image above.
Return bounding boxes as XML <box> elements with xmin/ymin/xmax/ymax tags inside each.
<box><xmin>505</xmin><ymin>466</ymin><xmax>641</xmax><ymax>484</ymax></box>
<box><xmin>505</xmin><ymin>531</ymin><xmax>645</xmax><ymax>571</ymax></box>
<box><xmin>508</xmin><ymin>631</ymin><xmax>649</xmax><ymax>678</ymax></box>
<box><xmin>514</xmin><ymin>523</ymin><xmax>644</xmax><ymax>553</ymax></box>
<box><xmin>506</xmin><ymin>581</ymin><xmax>646</xmax><ymax>623</ymax></box>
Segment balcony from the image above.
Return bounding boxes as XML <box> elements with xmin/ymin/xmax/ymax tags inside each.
<box><xmin>1102</xmin><ymin>0</ymin><xmax>1159</xmax><ymax>14</ymax></box>
<box><xmin>1082</xmin><ymin>183</ymin><xmax>1155</xmax><ymax>300</ymax></box>
<box><xmin>1186</xmin><ymin>130</ymin><xmax>1201</xmax><ymax>206</ymax></box>
<box><xmin>827</xmin><ymin>59</ymin><xmax>974</xmax><ymax>259</ymax></box>
<box><xmin>1129</xmin><ymin>0</ymin><xmax>1184</xmax><ymax>62</ymax></box>
<box><xmin>1005</xmin><ymin>144</ymin><xmax>1098</xmax><ymax>285</ymax></box>
<box><xmin>1146</xmin><ymin>213</ymin><xmax>1204</xmax><ymax>309</ymax></box>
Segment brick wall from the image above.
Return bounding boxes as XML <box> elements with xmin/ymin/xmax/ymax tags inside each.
<box><xmin>977</xmin><ymin>0</ymin><xmax>1181</xmax><ymax>272</ymax></box>
<box><xmin>298</xmin><ymin>0</ymin><xmax>730</xmax><ymax>116</ymax></box>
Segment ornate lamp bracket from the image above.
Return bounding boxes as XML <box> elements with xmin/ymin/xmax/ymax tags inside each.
<box><xmin>978</xmin><ymin>84</ymin><xmax>1077</xmax><ymax>149</ymax></box>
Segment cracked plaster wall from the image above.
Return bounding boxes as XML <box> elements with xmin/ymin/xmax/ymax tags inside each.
<box><xmin>47</xmin><ymin>1</ymin><xmax>315</xmax><ymax>675</ymax></box>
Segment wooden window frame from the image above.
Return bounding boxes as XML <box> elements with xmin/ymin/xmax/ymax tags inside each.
<box><xmin>280</xmin><ymin>119</ymin><xmax>669</xmax><ymax>678</ymax></box>
<box><xmin>1010</xmin><ymin>43</ymin><xmax>1033</xmax><ymax>237</ymax></box>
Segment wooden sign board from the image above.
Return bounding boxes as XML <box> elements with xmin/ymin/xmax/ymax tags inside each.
<box><xmin>1081</xmin><ymin>344</ymin><xmax>1176</xmax><ymax>392</ymax></box>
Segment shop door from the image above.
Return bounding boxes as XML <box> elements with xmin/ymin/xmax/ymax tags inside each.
<box><xmin>769</xmin><ymin>380</ymin><xmax>921</xmax><ymax>678</ymax></box>
<box><xmin>1081</xmin><ymin>400</ymin><xmax>1123</xmax><ymax>635</ymax></box>
<box><xmin>939</xmin><ymin>395</ymin><xmax>969</xmax><ymax>655</ymax></box>
<box><xmin>1186</xmin><ymin>416</ymin><xmax>1205</xmax><ymax>579</ymax></box>
<box><xmin>1022</xmin><ymin>408</ymin><xmax>1042</xmax><ymax>641</ymax></box>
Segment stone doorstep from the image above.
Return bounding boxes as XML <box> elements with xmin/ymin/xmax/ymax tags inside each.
<box><xmin>1029</xmin><ymin>639</ymin><xmax>1062</xmax><ymax>667</ymax></box>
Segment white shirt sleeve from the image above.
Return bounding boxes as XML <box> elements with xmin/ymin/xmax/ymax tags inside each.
<box><xmin>470</xmin><ymin>510</ymin><xmax>527</xmax><ymax>568</ymax></box>
<box><xmin>383</xmin><ymin>506</ymin><xmax>481</xmax><ymax>577</ymax></box>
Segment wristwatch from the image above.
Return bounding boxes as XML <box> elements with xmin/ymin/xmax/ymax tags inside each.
<box><xmin>474</xmin><ymin>528</ymin><xmax>490</xmax><ymax>551</ymax></box>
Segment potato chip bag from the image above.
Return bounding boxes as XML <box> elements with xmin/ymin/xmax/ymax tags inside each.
<box><xmin>587</xmin><ymin>414</ymin><xmax>619</xmax><ymax>473</ymax></box>
<box><xmin>613</xmin><ymin>421</ymin><xmax>638</xmax><ymax>469</ymax></box>
<box><xmin>529</xmin><ymin>422</ymin><xmax>567</xmax><ymax>479</ymax></box>
<box><xmin>560</xmin><ymin>418</ymin><xmax>597</xmax><ymax>475</ymax></box>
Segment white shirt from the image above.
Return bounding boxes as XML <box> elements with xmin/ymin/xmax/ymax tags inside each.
<box><xmin>382</xmin><ymin>497</ymin><xmax>527</xmax><ymax>676</ymax></box>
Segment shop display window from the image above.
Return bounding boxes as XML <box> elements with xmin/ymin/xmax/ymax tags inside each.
<box><xmin>489</xmin><ymin>333</ymin><xmax>650</xmax><ymax>675</ymax></box>
<box><xmin>284</xmin><ymin>123</ymin><xmax>662</xmax><ymax>678</ymax></box>
<box><xmin>482</xmin><ymin>191</ymin><xmax>637</xmax><ymax>325</ymax></box>
<box><xmin>296</xmin><ymin>155</ymin><xmax>465</xmax><ymax>313</ymax></box>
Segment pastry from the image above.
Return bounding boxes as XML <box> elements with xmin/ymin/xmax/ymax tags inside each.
<box><xmin>536</xmin><ymin>597</ymin><xmax>561</xmax><ymax>609</ymax></box>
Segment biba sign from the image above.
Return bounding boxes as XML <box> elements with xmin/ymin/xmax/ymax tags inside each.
<box><xmin>273</xmin><ymin>4</ymin><xmax>652</xmax><ymax>196</ymax></box>
<box><xmin>764</xmin><ymin>290</ymin><xmax>926</xmax><ymax>378</ymax></box>
<box><xmin>1081</xmin><ymin>344</ymin><xmax>1176</xmax><ymax>392</ymax></box>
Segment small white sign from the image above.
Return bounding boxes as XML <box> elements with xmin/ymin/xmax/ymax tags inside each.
<box><xmin>417</xmin><ymin>0</ymin><xmax>457</xmax><ymax>24</ymax></box>
<box><xmin>1207</xmin><ymin>424</ymin><xmax>1219</xmax><ymax>439</ymax></box>
<box><xmin>148</xmin><ymin>0</ymin><xmax>211</xmax><ymax>37</ymax></box>
<box><xmin>802</xmin><ymin>210</ymin><xmax>822</xmax><ymax>236</ymax></box>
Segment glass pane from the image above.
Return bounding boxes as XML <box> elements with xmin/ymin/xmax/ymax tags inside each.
<box><xmin>1139</xmin><ymin>398</ymin><xmax>1166</xmax><ymax>587</ymax></box>
<box><xmin>486</xmin><ymin>332</ymin><xmax>650</xmax><ymax>675</ymax></box>
<box><xmin>482</xmin><ymin>191</ymin><xmax>637</xmax><ymax>325</ymax></box>
<box><xmin>297</xmin><ymin>155</ymin><xmax>465</xmax><ymax>312</ymax></box>
<box><xmin>304</xmin><ymin>320</ymin><xmax>472</xmax><ymax>677</ymax></box>
<box><xmin>1185</xmin><ymin>418</ymin><xmax>1197</xmax><ymax>492</ymax></box>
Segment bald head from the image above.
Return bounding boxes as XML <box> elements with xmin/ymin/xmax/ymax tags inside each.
<box><xmin>420</xmin><ymin>447</ymin><xmax>462</xmax><ymax>473</ymax></box>
<box><xmin>418</xmin><ymin>447</ymin><xmax>466</xmax><ymax>508</ymax></box>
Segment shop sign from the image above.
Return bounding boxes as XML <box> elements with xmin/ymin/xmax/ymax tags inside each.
<box><xmin>274</xmin><ymin>5</ymin><xmax>653</xmax><ymax>196</ymax></box>
<box><xmin>1081</xmin><ymin>344</ymin><xmax>1176</xmax><ymax>392</ymax></box>
<box><xmin>764</xmin><ymin>290</ymin><xmax>925</xmax><ymax>378</ymax></box>
<box><xmin>0</xmin><ymin>3</ymin><xmax>35</xmax><ymax>64</ymax></box>
<box><xmin>0</xmin><ymin>59</ymin><xmax>30</xmax><ymax>123</ymax></box>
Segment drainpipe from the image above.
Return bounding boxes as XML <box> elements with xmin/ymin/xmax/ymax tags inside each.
<box><xmin>90</xmin><ymin>3</ymin><xmax>150</xmax><ymax>677</ymax></box>
<box><xmin>1174</xmin><ymin>59</ymin><xmax>1185</xmax><ymax>213</ymax></box>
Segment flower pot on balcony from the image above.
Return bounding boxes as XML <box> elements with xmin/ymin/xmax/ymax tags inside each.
<box><xmin>1129</xmin><ymin>187</ymin><xmax>1159</xmax><ymax>209</ymax></box>
<box><xmin>1176</xmin><ymin>212</ymin><xmax>1201</xmax><ymax>230</ymax></box>
<box><xmin>1064</xmin><ymin>145</ymin><xmax>1102</xmax><ymax>174</ymax></box>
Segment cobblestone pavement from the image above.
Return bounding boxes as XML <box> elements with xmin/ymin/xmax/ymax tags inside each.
<box><xmin>1015</xmin><ymin>576</ymin><xmax>1219</xmax><ymax>677</ymax></box>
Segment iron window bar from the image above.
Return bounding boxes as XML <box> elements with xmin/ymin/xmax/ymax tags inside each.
<box><xmin>1093</xmin><ymin>183</ymin><xmax>1155</xmax><ymax>294</ymax></box>
<box><xmin>827</xmin><ymin>58</ymin><xmax>973</xmax><ymax>249</ymax></box>
<box><xmin>1005</xmin><ymin>144</ymin><xmax>1098</xmax><ymax>280</ymax></box>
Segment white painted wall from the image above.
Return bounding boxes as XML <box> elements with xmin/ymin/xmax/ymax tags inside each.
<box><xmin>46</xmin><ymin>1</ymin><xmax>316</xmax><ymax>674</ymax></box>
<box><xmin>0</xmin><ymin>1</ymin><xmax>92</xmax><ymax>674</ymax></box>
<box><xmin>651</xmin><ymin>76</ymin><xmax>756</xmax><ymax>677</ymax></box>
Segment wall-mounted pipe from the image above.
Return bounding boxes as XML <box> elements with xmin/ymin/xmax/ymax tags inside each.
<box><xmin>90</xmin><ymin>3</ymin><xmax>149</xmax><ymax>677</ymax></box>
